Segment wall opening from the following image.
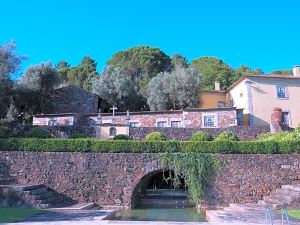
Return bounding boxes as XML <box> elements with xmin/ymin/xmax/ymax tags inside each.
<box><xmin>131</xmin><ymin>170</ymin><xmax>193</xmax><ymax>208</ymax></box>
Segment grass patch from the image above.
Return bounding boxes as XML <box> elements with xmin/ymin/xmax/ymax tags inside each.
<box><xmin>0</xmin><ymin>207</ymin><xmax>44</xmax><ymax>223</ymax></box>
<box><xmin>288</xmin><ymin>209</ymin><xmax>300</xmax><ymax>219</ymax></box>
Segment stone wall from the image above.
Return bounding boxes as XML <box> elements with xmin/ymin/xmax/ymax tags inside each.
<box><xmin>1</xmin><ymin>151</ymin><xmax>300</xmax><ymax>208</ymax></box>
<box><xmin>129</xmin><ymin>125</ymin><xmax>270</xmax><ymax>141</ymax></box>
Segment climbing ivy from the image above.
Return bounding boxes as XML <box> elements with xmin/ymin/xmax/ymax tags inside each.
<box><xmin>160</xmin><ymin>153</ymin><xmax>220</xmax><ymax>205</ymax></box>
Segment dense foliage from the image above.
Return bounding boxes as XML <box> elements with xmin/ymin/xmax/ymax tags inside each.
<box><xmin>215</xmin><ymin>131</ymin><xmax>239</xmax><ymax>141</ymax></box>
<box><xmin>112</xmin><ymin>134</ymin><xmax>133</xmax><ymax>140</ymax></box>
<box><xmin>0</xmin><ymin>138</ymin><xmax>300</xmax><ymax>154</ymax></box>
<box><xmin>191</xmin><ymin>57</ymin><xmax>263</xmax><ymax>90</ymax></box>
<box><xmin>0</xmin><ymin>40</ymin><xmax>291</xmax><ymax>122</ymax></box>
<box><xmin>0</xmin><ymin>126</ymin><xmax>12</xmax><ymax>138</ymax></box>
<box><xmin>69</xmin><ymin>133</ymin><xmax>89</xmax><ymax>139</ymax></box>
<box><xmin>26</xmin><ymin>127</ymin><xmax>52</xmax><ymax>139</ymax></box>
<box><xmin>160</xmin><ymin>153</ymin><xmax>219</xmax><ymax>204</ymax></box>
<box><xmin>146</xmin><ymin>66</ymin><xmax>200</xmax><ymax>110</ymax></box>
<box><xmin>107</xmin><ymin>46</ymin><xmax>171</xmax><ymax>79</ymax></box>
<box><xmin>92</xmin><ymin>67</ymin><xmax>142</xmax><ymax>111</ymax></box>
<box><xmin>144</xmin><ymin>132</ymin><xmax>167</xmax><ymax>141</ymax></box>
<box><xmin>257</xmin><ymin>130</ymin><xmax>299</xmax><ymax>141</ymax></box>
<box><xmin>190</xmin><ymin>131</ymin><xmax>213</xmax><ymax>141</ymax></box>
<box><xmin>16</xmin><ymin>63</ymin><xmax>59</xmax><ymax>115</ymax></box>
<box><xmin>0</xmin><ymin>41</ymin><xmax>26</xmax><ymax>119</ymax></box>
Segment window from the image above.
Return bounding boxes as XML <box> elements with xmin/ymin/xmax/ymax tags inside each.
<box><xmin>282</xmin><ymin>112</ymin><xmax>290</xmax><ymax>126</ymax></box>
<box><xmin>130</xmin><ymin>122</ymin><xmax>139</xmax><ymax>128</ymax></box>
<box><xmin>218</xmin><ymin>101</ymin><xmax>225</xmax><ymax>108</ymax></box>
<box><xmin>203</xmin><ymin>115</ymin><xmax>216</xmax><ymax>127</ymax></box>
<box><xmin>171</xmin><ymin>121</ymin><xmax>181</xmax><ymax>128</ymax></box>
<box><xmin>109</xmin><ymin>127</ymin><xmax>117</xmax><ymax>136</ymax></box>
<box><xmin>276</xmin><ymin>86</ymin><xmax>288</xmax><ymax>99</ymax></box>
<box><xmin>157</xmin><ymin>121</ymin><xmax>167</xmax><ymax>128</ymax></box>
<box><xmin>48</xmin><ymin>119</ymin><xmax>58</xmax><ymax>126</ymax></box>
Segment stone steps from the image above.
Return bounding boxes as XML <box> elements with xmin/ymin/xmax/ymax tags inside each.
<box><xmin>206</xmin><ymin>184</ymin><xmax>300</xmax><ymax>224</ymax></box>
<box><xmin>0</xmin><ymin>184</ymin><xmax>74</xmax><ymax>209</ymax></box>
<box><xmin>259</xmin><ymin>184</ymin><xmax>300</xmax><ymax>209</ymax></box>
<box><xmin>51</xmin><ymin>202</ymin><xmax>99</xmax><ymax>210</ymax></box>
<box><xmin>206</xmin><ymin>206</ymin><xmax>299</xmax><ymax>224</ymax></box>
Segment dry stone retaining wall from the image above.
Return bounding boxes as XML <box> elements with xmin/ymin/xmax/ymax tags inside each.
<box><xmin>130</xmin><ymin>125</ymin><xmax>270</xmax><ymax>141</ymax></box>
<box><xmin>0</xmin><ymin>151</ymin><xmax>299</xmax><ymax>208</ymax></box>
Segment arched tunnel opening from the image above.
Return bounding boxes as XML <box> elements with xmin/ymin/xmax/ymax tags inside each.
<box><xmin>131</xmin><ymin>170</ymin><xmax>193</xmax><ymax>208</ymax></box>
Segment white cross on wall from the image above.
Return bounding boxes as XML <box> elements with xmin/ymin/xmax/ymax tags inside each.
<box><xmin>110</xmin><ymin>105</ymin><xmax>118</xmax><ymax>117</ymax></box>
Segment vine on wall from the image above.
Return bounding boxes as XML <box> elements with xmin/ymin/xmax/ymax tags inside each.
<box><xmin>159</xmin><ymin>153</ymin><xmax>220</xmax><ymax>204</ymax></box>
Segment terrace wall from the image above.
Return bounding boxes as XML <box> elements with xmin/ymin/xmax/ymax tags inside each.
<box><xmin>0</xmin><ymin>152</ymin><xmax>299</xmax><ymax>208</ymax></box>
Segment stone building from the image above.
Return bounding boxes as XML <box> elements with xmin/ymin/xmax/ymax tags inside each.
<box><xmin>50</xmin><ymin>85</ymin><xmax>99</xmax><ymax>114</ymax></box>
<box><xmin>32</xmin><ymin>107</ymin><xmax>238</xmax><ymax>139</ymax></box>
<box><xmin>87</xmin><ymin>108</ymin><xmax>237</xmax><ymax>129</ymax></box>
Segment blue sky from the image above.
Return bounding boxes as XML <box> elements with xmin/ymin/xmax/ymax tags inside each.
<box><xmin>1</xmin><ymin>0</ymin><xmax>299</xmax><ymax>74</ymax></box>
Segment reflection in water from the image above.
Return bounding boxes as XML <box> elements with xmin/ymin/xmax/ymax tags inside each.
<box><xmin>109</xmin><ymin>207</ymin><xmax>206</xmax><ymax>222</ymax></box>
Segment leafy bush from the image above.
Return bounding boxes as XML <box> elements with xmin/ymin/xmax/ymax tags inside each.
<box><xmin>0</xmin><ymin>126</ymin><xmax>12</xmax><ymax>138</ymax></box>
<box><xmin>144</xmin><ymin>132</ymin><xmax>167</xmax><ymax>141</ymax></box>
<box><xmin>190</xmin><ymin>131</ymin><xmax>213</xmax><ymax>141</ymax></box>
<box><xmin>112</xmin><ymin>134</ymin><xmax>133</xmax><ymax>141</ymax></box>
<box><xmin>69</xmin><ymin>133</ymin><xmax>88</xmax><ymax>139</ymax></box>
<box><xmin>0</xmin><ymin>138</ymin><xmax>300</xmax><ymax>154</ymax></box>
<box><xmin>26</xmin><ymin>127</ymin><xmax>52</xmax><ymax>139</ymax></box>
<box><xmin>257</xmin><ymin>131</ymin><xmax>299</xmax><ymax>141</ymax></box>
<box><xmin>215</xmin><ymin>131</ymin><xmax>238</xmax><ymax>141</ymax></box>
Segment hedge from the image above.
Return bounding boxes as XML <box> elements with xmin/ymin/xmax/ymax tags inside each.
<box><xmin>0</xmin><ymin>138</ymin><xmax>300</xmax><ymax>154</ymax></box>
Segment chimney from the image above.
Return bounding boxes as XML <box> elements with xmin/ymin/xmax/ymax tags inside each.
<box><xmin>293</xmin><ymin>65</ymin><xmax>300</xmax><ymax>77</ymax></box>
<box><xmin>214</xmin><ymin>81</ymin><xmax>221</xmax><ymax>91</ymax></box>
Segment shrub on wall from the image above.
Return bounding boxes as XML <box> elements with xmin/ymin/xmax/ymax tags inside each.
<box><xmin>257</xmin><ymin>131</ymin><xmax>299</xmax><ymax>141</ymax></box>
<box><xmin>112</xmin><ymin>134</ymin><xmax>133</xmax><ymax>141</ymax></box>
<box><xmin>144</xmin><ymin>132</ymin><xmax>167</xmax><ymax>141</ymax></box>
<box><xmin>0</xmin><ymin>126</ymin><xmax>12</xmax><ymax>138</ymax></box>
<box><xmin>26</xmin><ymin>127</ymin><xmax>52</xmax><ymax>139</ymax></box>
<box><xmin>1</xmin><ymin>138</ymin><xmax>300</xmax><ymax>154</ymax></box>
<box><xmin>215</xmin><ymin>131</ymin><xmax>238</xmax><ymax>141</ymax></box>
<box><xmin>69</xmin><ymin>133</ymin><xmax>89</xmax><ymax>139</ymax></box>
<box><xmin>190</xmin><ymin>131</ymin><xmax>213</xmax><ymax>141</ymax></box>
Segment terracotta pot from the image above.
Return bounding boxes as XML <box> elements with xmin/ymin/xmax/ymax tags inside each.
<box><xmin>271</xmin><ymin>107</ymin><xmax>283</xmax><ymax>123</ymax></box>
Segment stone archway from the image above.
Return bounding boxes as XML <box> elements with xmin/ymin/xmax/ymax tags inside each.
<box><xmin>131</xmin><ymin>169</ymin><xmax>191</xmax><ymax>208</ymax></box>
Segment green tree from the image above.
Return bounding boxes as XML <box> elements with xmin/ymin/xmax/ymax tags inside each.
<box><xmin>0</xmin><ymin>79</ymin><xmax>13</xmax><ymax>118</ymax></box>
<box><xmin>17</xmin><ymin>63</ymin><xmax>59</xmax><ymax>114</ymax></box>
<box><xmin>270</xmin><ymin>69</ymin><xmax>293</xmax><ymax>75</ymax></box>
<box><xmin>56</xmin><ymin>61</ymin><xmax>70</xmax><ymax>84</ymax></box>
<box><xmin>191</xmin><ymin>57</ymin><xmax>235</xmax><ymax>90</ymax></box>
<box><xmin>0</xmin><ymin>41</ymin><xmax>25</xmax><ymax>80</ymax></box>
<box><xmin>79</xmin><ymin>56</ymin><xmax>99</xmax><ymax>91</ymax></box>
<box><xmin>107</xmin><ymin>46</ymin><xmax>171</xmax><ymax>80</ymax></box>
<box><xmin>147</xmin><ymin>66</ymin><xmax>200</xmax><ymax>111</ymax></box>
<box><xmin>171</xmin><ymin>53</ymin><xmax>188</xmax><ymax>69</ymax></box>
<box><xmin>0</xmin><ymin>40</ymin><xmax>25</xmax><ymax>118</ymax></box>
<box><xmin>56</xmin><ymin>56</ymin><xmax>99</xmax><ymax>90</ymax></box>
<box><xmin>56</xmin><ymin>61</ymin><xmax>70</xmax><ymax>69</ymax></box>
<box><xmin>92</xmin><ymin>67</ymin><xmax>141</xmax><ymax>111</ymax></box>
<box><xmin>234</xmin><ymin>65</ymin><xmax>263</xmax><ymax>81</ymax></box>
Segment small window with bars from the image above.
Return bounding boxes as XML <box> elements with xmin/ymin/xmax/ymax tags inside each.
<box><xmin>218</xmin><ymin>101</ymin><xmax>225</xmax><ymax>108</ymax></box>
<box><xmin>157</xmin><ymin>121</ymin><xmax>167</xmax><ymax>128</ymax></box>
<box><xmin>171</xmin><ymin>121</ymin><xmax>181</xmax><ymax>128</ymax></box>
<box><xmin>276</xmin><ymin>86</ymin><xmax>288</xmax><ymax>99</ymax></box>
<box><xmin>203</xmin><ymin>115</ymin><xmax>216</xmax><ymax>127</ymax></box>
<box><xmin>130</xmin><ymin>122</ymin><xmax>139</xmax><ymax>128</ymax></box>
